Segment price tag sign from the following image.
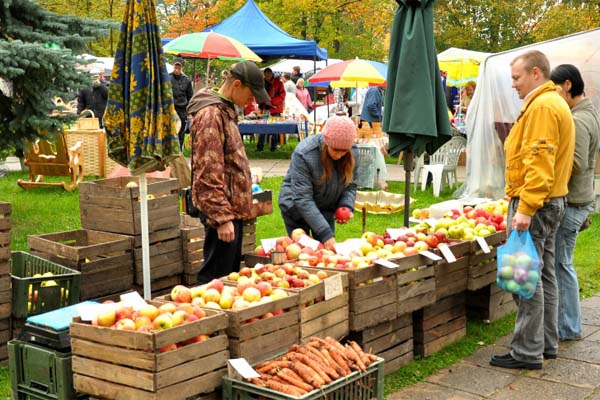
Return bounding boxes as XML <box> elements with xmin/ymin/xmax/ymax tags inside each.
<box><xmin>408</xmin><ymin>217</ymin><xmax>422</xmax><ymax>224</ymax></box>
<box><xmin>120</xmin><ymin>291</ymin><xmax>148</xmax><ymax>310</ymax></box>
<box><xmin>386</xmin><ymin>228</ymin><xmax>406</xmax><ymax>241</ymax></box>
<box><xmin>324</xmin><ymin>274</ymin><xmax>343</xmax><ymax>300</ymax></box>
<box><xmin>77</xmin><ymin>302</ymin><xmax>115</xmax><ymax>322</ymax></box>
<box><xmin>299</xmin><ymin>235</ymin><xmax>320</xmax><ymax>250</ymax></box>
<box><xmin>261</xmin><ymin>238</ymin><xmax>278</xmax><ymax>253</ymax></box>
<box><xmin>425</xmin><ymin>218</ymin><xmax>438</xmax><ymax>228</ymax></box>
<box><xmin>227</xmin><ymin>358</ymin><xmax>260</xmax><ymax>379</ymax></box>
<box><xmin>437</xmin><ymin>244</ymin><xmax>457</xmax><ymax>263</ymax></box>
<box><xmin>375</xmin><ymin>259</ymin><xmax>399</xmax><ymax>269</ymax></box>
<box><xmin>420</xmin><ymin>250</ymin><xmax>443</xmax><ymax>261</ymax></box>
<box><xmin>476</xmin><ymin>236</ymin><xmax>491</xmax><ymax>254</ymax></box>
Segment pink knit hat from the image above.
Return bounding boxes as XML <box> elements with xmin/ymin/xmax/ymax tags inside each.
<box><xmin>322</xmin><ymin>116</ymin><xmax>357</xmax><ymax>150</ymax></box>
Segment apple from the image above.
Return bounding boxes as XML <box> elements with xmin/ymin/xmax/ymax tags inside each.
<box><xmin>134</xmin><ymin>315</ymin><xmax>152</xmax><ymax>330</ymax></box>
<box><xmin>285</xmin><ymin>243</ymin><xmax>302</xmax><ymax>260</ymax></box>
<box><xmin>308</xmin><ymin>274</ymin><xmax>320</xmax><ymax>284</ymax></box>
<box><xmin>192</xmin><ymin>305</ymin><xmax>206</xmax><ymax>319</ymax></box>
<box><xmin>204</xmin><ymin>288</ymin><xmax>221</xmax><ymax>303</ymax></box>
<box><xmin>403</xmin><ymin>247</ymin><xmax>418</xmax><ymax>256</ymax></box>
<box><xmin>191</xmin><ymin>296</ymin><xmax>205</xmax><ymax>307</ymax></box>
<box><xmin>171</xmin><ymin>310</ymin><xmax>187</xmax><ymax>326</ymax></box>
<box><xmin>271</xmin><ymin>288</ymin><xmax>288</xmax><ymax>301</ymax></box>
<box><xmin>228</xmin><ymin>272</ymin><xmax>240</xmax><ymax>281</ymax></box>
<box><xmin>425</xmin><ymin>234</ymin><xmax>439</xmax><ymax>249</ymax></box>
<box><xmin>158</xmin><ymin>303</ymin><xmax>177</xmax><ymax>315</ymax></box>
<box><xmin>159</xmin><ymin>343</ymin><xmax>178</xmax><ymax>353</ymax></box>
<box><xmin>170</xmin><ymin>285</ymin><xmax>192</xmax><ymax>303</ymax></box>
<box><xmin>239</xmin><ymin>267</ymin><xmax>253</xmax><ymax>277</ymax></box>
<box><xmin>515</xmin><ymin>253</ymin><xmax>532</xmax><ymax>269</ymax></box>
<box><xmin>219</xmin><ymin>292</ymin><xmax>234</xmax><ymax>309</ymax></box>
<box><xmin>204</xmin><ymin>301</ymin><xmax>221</xmax><ymax>309</ymax></box>
<box><xmin>96</xmin><ymin>309</ymin><xmax>117</xmax><ymax>327</ymax></box>
<box><xmin>153</xmin><ymin>313</ymin><xmax>173</xmax><ymax>330</ymax></box>
<box><xmin>176</xmin><ymin>303</ymin><xmax>194</xmax><ymax>314</ymax></box>
<box><xmin>291</xmin><ymin>228</ymin><xmax>307</xmax><ymax>242</ymax></box>
<box><xmin>138</xmin><ymin>304</ymin><xmax>159</xmax><ymax>320</ymax></box>
<box><xmin>513</xmin><ymin>268</ymin><xmax>528</xmax><ymax>283</ymax></box>
<box><xmin>190</xmin><ymin>285</ymin><xmax>207</xmax><ymax>299</ymax></box>
<box><xmin>115</xmin><ymin>318</ymin><xmax>136</xmax><ymax>331</ymax></box>
<box><xmin>527</xmin><ymin>270</ymin><xmax>540</xmax><ymax>283</ymax></box>
<box><xmin>255</xmin><ymin>281</ymin><xmax>273</xmax><ymax>297</ymax></box>
<box><xmin>207</xmin><ymin>279</ymin><xmax>224</xmax><ymax>294</ymax></box>
<box><xmin>243</xmin><ymin>287</ymin><xmax>262</xmax><ymax>302</ymax></box>
<box><xmin>316</xmin><ymin>270</ymin><xmax>328</xmax><ymax>280</ymax></box>
<box><xmin>334</xmin><ymin>207</ymin><xmax>353</xmax><ymax>223</ymax></box>
<box><xmin>276</xmin><ymin>236</ymin><xmax>294</xmax><ymax>250</ymax></box>
<box><xmin>232</xmin><ymin>298</ymin><xmax>251</xmax><ymax>310</ymax></box>
<box><xmin>413</xmin><ymin>240</ymin><xmax>429</xmax><ymax>252</ymax></box>
<box><xmin>499</xmin><ymin>266</ymin><xmax>513</xmax><ymax>280</ymax></box>
<box><xmin>505</xmin><ymin>280</ymin><xmax>519</xmax><ymax>293</ymax></box>
<box><xmin>254</xmin><ymin>245</ymin><xmax>268</xmax><ymax>257</ymax></box>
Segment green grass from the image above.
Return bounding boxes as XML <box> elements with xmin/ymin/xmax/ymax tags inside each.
<box><xmin>0</xmin><ymin>169</ymin><xmax>599</xmax><ymax>398</ymax></box>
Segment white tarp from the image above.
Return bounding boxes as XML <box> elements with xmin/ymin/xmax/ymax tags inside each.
<box><xmin>456</xmin><ymin>28</ymin><xmax>600</xmax><ymax>200</ymax></box>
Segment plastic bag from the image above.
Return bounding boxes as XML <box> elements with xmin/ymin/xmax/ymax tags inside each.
<box><xmin>496</xmin><ymin>229</ymin><xmax>541</xmax><ymax>299</ymax></box>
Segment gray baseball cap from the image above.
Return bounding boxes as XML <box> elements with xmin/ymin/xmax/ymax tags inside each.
<box><xmin>230</xmin><ymin>61</ymin><xmax>270</xmax><ymax>104</ymax></box>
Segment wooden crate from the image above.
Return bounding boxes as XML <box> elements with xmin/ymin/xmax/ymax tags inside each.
<box><xmin>0</xmin><ymin>201</ymin><xmax>10</xmax><ymax>263</ymax></box>
<box><xmin>133</xmin><ymin>227</ymin><xmax>183</xmax><ymax>286</ymax></box>
<box><xmin>390</xmin><ymin>254</ymin><xmax>436</xmax><ymax>317</ymax></box>
<box><xmin>154</xmin><ymin>289</ymin><xmax>300</xmax><ymax>365</ymax></box>
<box><xmin>433</xmin><ymin>241</ymin><xmax>471</xmax><ymax>299</ymax></box>
<box><xmin>0</xmin><ymin>286</ymin><xmax>10</xmax><ymax>320</ymax></box>
<box><xmin>134</xmin><ymin>274</ymin><xmax>182</xmax><ymax>300</ymax></box>
<box><xmin>71</xmin><ymin>307</ymin><xmax>229</xmax><ymax>400</ymax></box>
<box><xmin>413</xmin><ymin>292</ymin><xmax>466</xmax><ymax>358</ymax></box>
<box><xmin>467</xmin><ymin>283</ymin><xmax>517</xmax><ymax>322</ymax></box>
<box><xmin>80</xmin><ymin>177</ymin><xmax>180</xmax><ymax>235</ymax></box>
<box><xmin>0</xmin><ymin>317</ymin><xmax>10</xmax><ymax>365</ymax></box>
<box><xmin>347</xmin><ymin>313</ymin><xmax>413</xmax><ymax>375</ymax></box>
<box><xmin>28</xmin><ymin>229</ymin><xmax>134</xmax><ymax>300</ymax></box>
<box><xmin>467</xmin><ymin>231</ymin><xmax>507</xmax><ymax>291</ymax></box>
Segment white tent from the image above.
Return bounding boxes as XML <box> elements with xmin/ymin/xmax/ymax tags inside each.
<box><xmin>457</xmin><ymin>28</ymin><xmax>600</xmax><ymax>200</ymax></box>
<box><xmin>80</xmin><ymin>54</ymin><xmax>174</xmax><ymax>76</ymax></box>
<box><xmin>266</xmin><ymin>58</ymin><xmax>343</xmax><ymax>75</ymax></box>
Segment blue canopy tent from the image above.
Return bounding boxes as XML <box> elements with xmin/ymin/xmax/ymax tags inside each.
<box><xmin>203</xmin><ymin>0</ymin><xmax>327</xmax><ymax>61</ymax></box>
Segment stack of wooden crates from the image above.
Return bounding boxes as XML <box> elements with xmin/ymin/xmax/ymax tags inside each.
<box><xmin>79</xmin><ymin>177</ymin><xmax>182</xmax><ymax>297</ymax></box>
<box><xmin>0</xmin><ymin>202</ymin><xmax>11</xmax><ymax>365</ymax></box>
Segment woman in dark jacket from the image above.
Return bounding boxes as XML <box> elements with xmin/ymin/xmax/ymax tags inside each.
<box><xmin>279</xmin><ymin>115</ymin><xmax>358</xmax><ymax>250</ymax></box>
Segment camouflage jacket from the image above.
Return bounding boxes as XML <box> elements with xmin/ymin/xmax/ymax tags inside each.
<box><xmin>188</xmin><ymin>88</ymin><xmax>252</xmax><ymax>227</ymax></box>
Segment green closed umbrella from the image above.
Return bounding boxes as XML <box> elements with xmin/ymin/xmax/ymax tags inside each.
<box><xmin>383</xmin><ymin>0</ymin><xmax>453</xmax><ymax>226</ymax></box>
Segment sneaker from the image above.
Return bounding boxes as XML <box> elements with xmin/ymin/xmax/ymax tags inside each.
<box><xmin>490</xmin><ymin>354</ymin><xmax>542</xmax><ymax>370</ymax></box>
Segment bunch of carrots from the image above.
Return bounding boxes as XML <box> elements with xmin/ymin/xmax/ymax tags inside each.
<box><xmin>248</xmin><ymin>336</ymin><xmax>379</xmax><ymax>397</ymax></box>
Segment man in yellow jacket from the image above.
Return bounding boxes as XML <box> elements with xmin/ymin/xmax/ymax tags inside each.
<box><xmin>490</xmin><ymin>50</ymin><xmax>575</xmax><ymax>370</ymax></box>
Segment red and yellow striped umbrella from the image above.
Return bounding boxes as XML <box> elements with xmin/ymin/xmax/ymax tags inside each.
<box><xmin>163</xmin><ymin>31</ymin><xmax>262</xmax><ymax>61</ymax></box>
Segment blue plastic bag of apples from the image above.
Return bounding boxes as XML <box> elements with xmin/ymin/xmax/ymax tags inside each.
<box><xmin>496</xmin><ymin>229</ymin><xmax>541</xmax><ymax>299</ymax></box>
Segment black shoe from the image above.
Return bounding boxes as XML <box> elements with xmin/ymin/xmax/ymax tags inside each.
<box><xmin>544</xmin><ymin>352</ymin><xmax>557</xmax><ymax>359</ymax></box>
<box><xmin>490</xmin><ymin>354</ymin><xmax>542</xmax><ymax>370</ymax></box>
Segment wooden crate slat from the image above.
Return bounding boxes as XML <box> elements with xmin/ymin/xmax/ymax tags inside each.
<box><xmin>28</xmin><ymin>230</ymin><xmax>133</xmax><ymax>260</ymax></box>
<box><xmin>300</xmin><ymin>292</ymin><xmax>348</xmax><ymax>322</ymax></box>
<box><xmin>0</xmin><ymin>218</ymin><xmax>11</xmax><ymax>232</ymax></box>
<box><xmin>0</xmin><ymin>232</ymin><xmax>10</xmax><ymax>247</ymax></box>
<box><xmin>133</xmin><ymin>227</ymin><xmax>181</xmax><ymax>248</ymax></box>
<box><xmin>229</xmin><ymin>325</ymin><xmax>298</xmax><ymax>364</ymax></box>
<box><xmin>300</xmin><ymin>305</ymin><xmax>349</xmax><ymax>339</ymax></box>
<box><xmin>0</xmin><ymin>202</ymin><xmax>11</xmax><ymax>215</ymax></box>
<box><xmin>0</xmin><ymin>248</ymin><xmax>9</xmax><ymax>262</ymax></box>
<box><xmin>350</xmin><ymin>302</ymin><xmax>397</xmax><ymax>331</ymax></box>
<box><xmin>231</xmin><ymin>311</ymin><xmax>297</xmax><ymax>341</ymax></box>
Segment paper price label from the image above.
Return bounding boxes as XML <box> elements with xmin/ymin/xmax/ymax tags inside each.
<box><xmin>324</xmin><ymin>274</ymin><xmax>343</xmax><ymax>300</ymax></box>
<box><xmin>261</xmin><ymin>238</ymin><xmax>278</xmax><ymax>253</ymax></box>
<box><xmin>408</xmin><ymin>217</ymin><xmax>422</xmax><ymax>224</ymax></box>
<box><xmin>77</xmin><ymin>302</ymin><xmax>116</xmax><ymax>322</ymax></box>
<box><xmin>334</xmin><ymin>241</ymin><xmax>354</xmax><ymax>257</ymax></box>
<box><xmin>437</xmin><ymin>244</ymin><xmax>457</xmax><ymax>263</ymax></box>
<box><xmin>375</xmin><ymin>259</ymin><xmax>399</xmax><ymax>269</ymax></box>
<box><xmin>420</xmin><ymin>250</ymin><xmax>443</xmax><ymax>261</ymax></box>
<box><xmin>227</xmin><ymin>358</ymin><xmax>260</xmax><ymax>379</ymax></box>
<box><xmin>386</xmin><ymin>228</ymin><xmax>406</xmax><ymax>241</ymax></box>
<box><xmin>299</xmin><ymin>235</ymin><xmax>320</xmax><ymax>250</ymax></box>
<box><xmin>120</xmin><ymin>291</ymin><xmax>148</xmax><ymax>310</ymax></box>
<box><xmin>425</xmin><ymin>218</ymin><xmax>438</xmax><ymax>228</ymax></box>
<box><xmin>476</xmin><ymin>236</ymin><xmax>491</xmax><ymax>254</ymax></box>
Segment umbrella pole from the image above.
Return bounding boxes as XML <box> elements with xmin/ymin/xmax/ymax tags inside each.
<box><xmin>403</xmin><ymin>151</ymin><xmax>413</xmax><ymax>227</ymax></box>
<box><xmin>139</xmin><ymin>174</ymin><xmax>152</xmax><ymax>300</ymax></box>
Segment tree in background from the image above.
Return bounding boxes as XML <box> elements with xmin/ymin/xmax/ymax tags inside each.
<box><xmin>0</xmin><ymin>0</ymin><xmax>110</xmax><ymax>151</ymax></box>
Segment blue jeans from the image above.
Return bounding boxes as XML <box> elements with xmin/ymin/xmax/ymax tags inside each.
<box><xmin>554</xmin><ymin>203</ymin><xmax>593</xmax><ymax>340</ymax></box>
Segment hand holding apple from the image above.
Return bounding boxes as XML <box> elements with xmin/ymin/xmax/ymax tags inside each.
<box><xmin>334</xmin><ymin>207</ymin><xmax>353</xmax><ymax>224</ymax></box>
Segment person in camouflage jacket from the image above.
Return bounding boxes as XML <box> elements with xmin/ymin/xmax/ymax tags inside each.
<box><xmin>187</xmin><ymin>61</ymin><xmax>269</xmax><ymax>284</ymax></box>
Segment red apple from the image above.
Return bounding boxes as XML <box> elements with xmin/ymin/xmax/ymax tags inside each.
<box><xmin>254</xmin><ymin>245</ymin><xmax>268</xmax><ymax>257</ymax></box>
<box><xmin>291</xmin><ymin>228</ymin><xmax>307</xmax><ymax>242</ymax></box>
<box><xmin>286</xmin><ymin>243</ymin><xmax>302</xmax><ymax>260</ymax></box>
<box><xmin>115</xmin><ymin>318</ymin><xmax>136</xmax><ymax>331</ymax></box>
<box><xmin>96</xmin><ymin>309</ymin><xmax>117</xmax><ymax>327</ymax></box>
<box><xmin>206</xmin><ymin>279</ymin><xmax>224</xmax><ymax>294</ymax></box>
<box><xmin>276</xmin><ymin>236</ymin><xmax>294</xmax><ymax>250</ymax></box>
<box><xmin>170</xmin><ymin>285</ymin><xmax>192</xmax><ymax>303</ymax></box>
<box><xmin>255</xmin><ymin>281</ymin><xmax>273</xmax><ymax>297</ymax></box>
<box><xmin>334</xmin><ymin>207</ymin><xmax>353</xmax><ymax>223</ymax></box>
<box><xmin>115</xmin><ymin>303</ymin><xmax>133</xmax><ymax>321</ymax></box>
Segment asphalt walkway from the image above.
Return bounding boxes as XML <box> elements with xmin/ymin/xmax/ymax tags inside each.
<box><xmin>5</xmin><ymin>157</ymin><xmax>599</xmax><ymax>399</ymax></box>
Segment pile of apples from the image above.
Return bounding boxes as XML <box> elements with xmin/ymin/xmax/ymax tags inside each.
<box><xmin>169</xmin><ymin>281</ymin><xmax>289</xmax><ymax>317</ymax></box>
<box><xmin>497</xmin><ymin>251</ymin><xmax>540</xmax><ymax>298</ymax></box>
<box><xmin>27</xmin><ymin>272</ymin><xmax>70</xmax><ymax>312</ymax></box>
<box><xmin>90</xmin><ymin>300</ymin><xmax>210</xmax><ymax>351</ymax></box>
<box><xmin>254</xmin><ymin>228</ymin><xmax>323</xmax><ymax>262</ymax></box>
<box><xmin>227</xmin><ymin>265</ymin><xmax>328</xmax><ymax>290</ymax></box>
<box><xmin>412</xmin><ymin>199</ymin><xmax>508</xmax><ymax>241</ymax></box>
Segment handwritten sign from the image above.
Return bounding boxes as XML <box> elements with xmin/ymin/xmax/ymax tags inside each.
<box><xmin>324</xmin><ymin>274</ymin><xmax>343</xmax><ymax>300</ymax></box>
<box><xmin>420</xmin><ymin>250</ymin><xmax>443</xmax><ymax>261</ymax></box>
<box><xmin>298</xmin><ymin>235</ymin><xmax>320</xmax><ymax>251</ymax></box>
<box><xmin>261</xmin><ymin>238</ymin><xmax>277</xmax><ymax>253</ymax></box>
<box><xmin>437</xmin><ymin>244</ymin><xmax>457</xmax><ymax>263</ymax></box>
<box><xmin>476</xmin><ymin>236</ymin><xmax>491</xmax><ymax>253</ymax></box>
<box><xmin>228</xmin><ymin>358</ymin><xmax>260</xmax><ymax>380</ymax></box>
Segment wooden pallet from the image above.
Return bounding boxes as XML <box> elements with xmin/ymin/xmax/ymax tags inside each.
<box><xmin>28</xmin><ymin>229</ymin><xmax>134</xmax><ymax>300</ymax></box>
<box><xmin>434</xmin><ymin>241</ymin><xmax>470</xmax><ymax>299</ymax></box>
<box><xmin>80</xmin><ymin>177</ymin><xmax>180</xmax><ymax>235</ymax></box>
<box><xmin>71</xmin><ymin>307</ymin><xmax>229</xmax><ymax>400</ymax></box>
<box><xmin>467</xmin><ymin>283</ymin><xmax>517</xmax><ymax>322</ymax></box>
<box><xmin>467</xmin><ymin>232</ymin><xmax>507</xmax><ymax>291</ymax></box>
<box><xmin>413</xmin><ymin>292</ymin><xmax>466</xmax><ymax>358</ymax></box>
<box><xmin>348</xmin><ymin>313</ymin><xmax>413</xmax><ymax>375</ymax></box>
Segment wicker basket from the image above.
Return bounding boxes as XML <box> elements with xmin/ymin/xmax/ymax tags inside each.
<box><xmin>64</xmin><ymin>128</ymin><xmax>115</xmax><ymax>177</ymax></box>
<box><xmin>76</xmin><ymin>110</ymin><xmax>100</xmax><ymax>130</ymax></box>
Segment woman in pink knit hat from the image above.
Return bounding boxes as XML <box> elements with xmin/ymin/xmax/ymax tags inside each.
<box><xmin>278</xmin><ymin>115</ymin><xmax>358</xmax><ymax>250</ymax></box>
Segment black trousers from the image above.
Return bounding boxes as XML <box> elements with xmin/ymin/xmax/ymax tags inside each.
<box><xmin>256</xmin><ymin>134</ymin><xmax>278</xmax><ymax>151</ymax></box>
<box><xmin>196</xmin><ymin>213</ymin><xmax>244</xmax><ymax>285</ymax></box>
<box><xmin>175</xmin><ymin>107</ymin><xmax>187</xmax><ymax>150</ymax></box>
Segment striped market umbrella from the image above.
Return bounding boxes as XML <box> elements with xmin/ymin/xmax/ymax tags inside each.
<box><xmin>163</xmin><ymin>31</ymin><xmax>262</xmax><ymax>61</ymax></box>
<box><xmin>308</xmin><ymin>58</ymin><xmax>387</xmax><ymax>85</ymax></box>
<box><xmin>104</xmin><ymin>0</ymin><xmax>179</xmax><ymax>298</ymax></box>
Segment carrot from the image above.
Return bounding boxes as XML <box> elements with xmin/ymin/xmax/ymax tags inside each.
<box><xmin>350</xmin><ymin>340</ymin><xmax>373</xmax><ymax>366</ymax></box>
<box><xmin>325</xmin><ymin>336</ymin><xmax>348</xmax><ymax>355</ymax></box>
<box><xmin>327</xmin><ymin>345</ymin><xmax>352</xmax><ymax>375</ymax></box>
<box><xmin>292</xmin><ymin>352</ymin><xmax>335</xmax><ymax>383</ymax></box>
<box><xmin>257</xmin><ymin>360</ymin><xmax>291</xmax><ymax>374</ymax></box>
<box><xmin>320</xmin><ymin>348</ymin><xmax>347</xmax><ymax>377</ymax></box>
<box><xmin>265</xmin><ymin>379</ymin><xmax>306</xmax><ymax>397</ymax></box>
<box><xmin>290</xmin><ymin>360</ymin><xmax>325</xmax><ymax>388</ymax></box>
<box><xmin>304</xmin><ymin>344</ymin><xmax>331</xmax><ymax>365</ymax></box>
<box><xmin>248</xmin><ymin>377</ymin><xmax>267</xmax><ymax>387</ymax></box>
<box><xmin>344</xmin><ymin>344</ymin><xmax>367</xmax><ymax>371</ymax></box>
<box><xmin>277</xmin><ymin>368</ymin><xmax>315</xmax><ymax>392</ymax></box>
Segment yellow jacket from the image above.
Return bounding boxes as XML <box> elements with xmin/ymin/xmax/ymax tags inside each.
<box><xmin>504</xmin><ymin>81</ymin><xmax>575</xmax><ymax>216</ymax></box>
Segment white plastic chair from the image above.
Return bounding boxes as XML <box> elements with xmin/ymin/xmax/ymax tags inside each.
<box><xmin>418</xmin><ymin>136</ymin><xmax>467</xmax><ymax>197</ymax></box>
